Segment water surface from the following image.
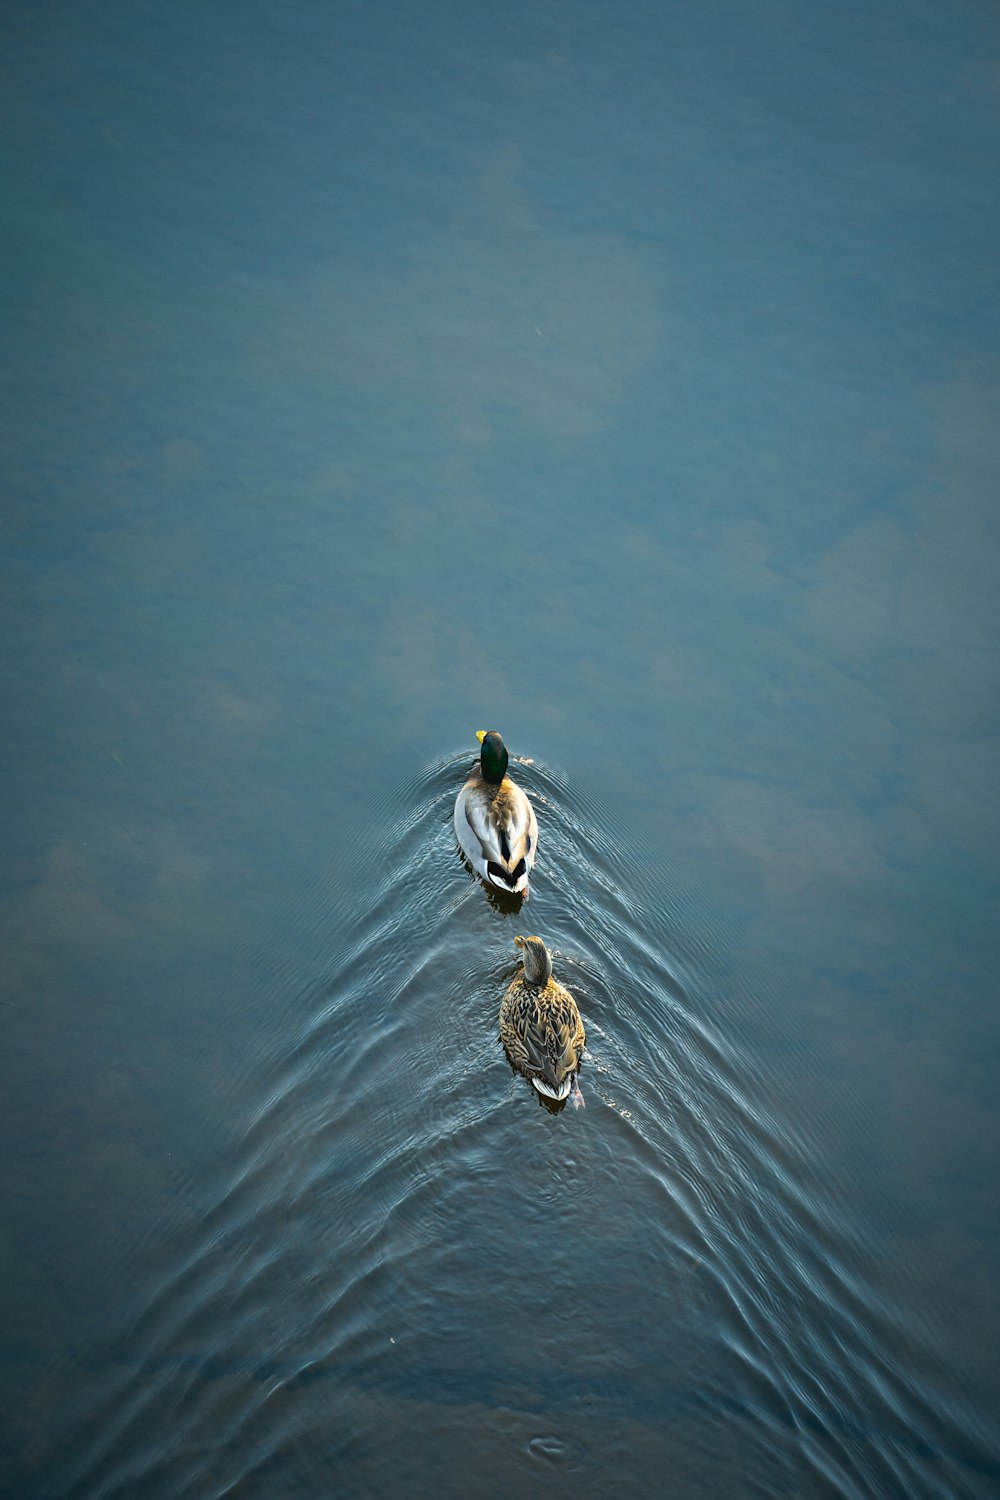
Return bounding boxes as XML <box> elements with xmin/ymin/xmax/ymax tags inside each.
<box><xmin>2</xmin><ymin>1</ymin><xmax>999</xmax><ymax>1496</ymax></box>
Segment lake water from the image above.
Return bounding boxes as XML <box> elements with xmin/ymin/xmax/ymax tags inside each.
<box><xmin>2</xmin><ymin>1</ymin><xmax>999</xmax><ymax>1496</ymax></box>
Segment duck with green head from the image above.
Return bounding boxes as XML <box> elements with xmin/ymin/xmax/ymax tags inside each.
<box><xmin>500</xmin><ymin>935</ymin><xmax>585</xmax><ymax>1105</ymax></box>
<box><xmin>454</xmin><ymin>730</ymin><xmax>538</xmax><ymax>899</ymax></box>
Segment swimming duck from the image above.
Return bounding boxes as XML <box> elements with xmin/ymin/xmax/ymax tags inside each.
<box><xmin>454</xmin><ymin>730</ymin><xmax>537</xmax><ymax>899</ymax></box>
<box><xmin>500</xmin><ymin>935</ymin><xmax>585</xmax><ymax>1104</ymax></box>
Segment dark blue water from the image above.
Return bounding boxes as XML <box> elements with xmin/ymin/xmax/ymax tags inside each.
<box><xmin>2</xmin><ymin>2</ymin><xmax>999</xmax><ymax>1495</ymax></box>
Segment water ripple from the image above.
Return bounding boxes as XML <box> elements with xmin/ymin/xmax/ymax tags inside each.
<box><xmin>58</xmin><ymin>750</ymin><xmax>998</xmax><ymax>1500</ymax></box>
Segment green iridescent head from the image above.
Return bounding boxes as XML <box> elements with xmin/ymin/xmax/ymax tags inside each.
<box><xmin>476</xmin><ymin>729</ymin><xmax>508</xmax><ymax>785</ymax></box>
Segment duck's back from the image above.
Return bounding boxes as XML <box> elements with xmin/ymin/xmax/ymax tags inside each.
<box><xmin>500</xmin><ymin>977</ymin><xmax>585</xmax><ymax>1071</ymax></box>
<box><xmin>455</xmin><ymin>769</ymin><xmax>537</xmax><ymax>895</ymax></box>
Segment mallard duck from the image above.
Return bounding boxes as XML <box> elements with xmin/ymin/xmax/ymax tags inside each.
<box><xmin>500</xmin><ymin>935</ymin><xmax>585</xmax><ymax>1104</ymax></box>
<box><xmin>453</xmin><ymin>730</ymin><xmax>538</xmax><ymax>899</ymax></box>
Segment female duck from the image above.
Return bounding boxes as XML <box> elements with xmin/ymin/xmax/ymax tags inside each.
<box><xmin>500</xmin><ymin>935</ymin><xmax>585</xmax><ymax>1104</ymax></box>
<box><xmin>454</xmin><ymin>730</ymin><xmax>537</xmax><ymax>899</ymax></box>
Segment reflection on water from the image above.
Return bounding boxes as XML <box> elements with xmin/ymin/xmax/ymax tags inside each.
<box><xmin>3</xmin><ymin>0</ymin><xmax>1000</xmax><ymax>1496</ymax></box>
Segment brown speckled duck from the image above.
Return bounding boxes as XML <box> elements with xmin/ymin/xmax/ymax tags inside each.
<box><xmin>500</xmin><ymin>935</ymin><xmax>585</xmax><ymax>1105</ymax></box>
